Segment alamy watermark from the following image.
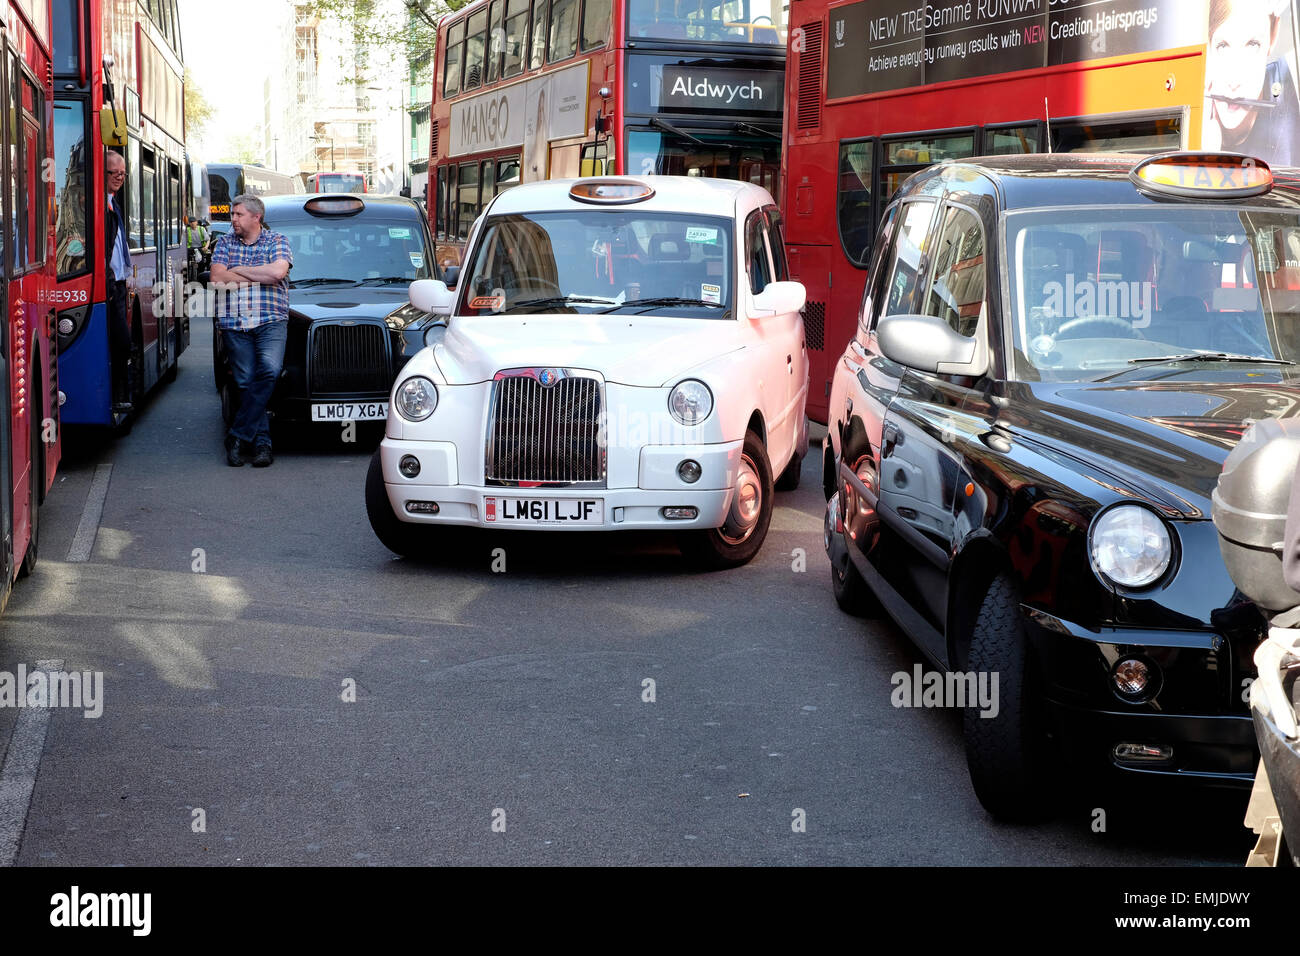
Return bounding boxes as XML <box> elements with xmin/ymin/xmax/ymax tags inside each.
<box><xmin>890</xmin><ymin>663</ymin><xmax>998</xmax><ymax>719</ymax></box>
<box><xmin>0</xmin><ymin>664</ymin><xmax>103</xmax><ymax>718</ymax></box>
<box><xmin>1041</xmin><ymin>276</ymin><xmax>1154</xmax><ymax>329</ymax></box>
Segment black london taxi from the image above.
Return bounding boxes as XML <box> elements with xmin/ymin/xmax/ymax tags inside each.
<box><xmin>823</xmin><ymin>151</ymin><xmax>1300</xmax><ymax>820</ymax></box>
<box><xmin>213</xmin><ymin>194</ymin><xmax>443</xmax><ymax>429</ymax></box>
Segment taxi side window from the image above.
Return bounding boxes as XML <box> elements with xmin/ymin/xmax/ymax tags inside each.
<box><xmin>862</xmin><ymin>204</ymin><xmax>899</xmax><ymax>334</ymax></box>
<box><xmin>880</xmin><ymin>200</ymin><xmax>935</xmax><ymax>320</ymax></box>
<box><xmin>923</xmin><ymin>204</ymin><xmax>985</xmax><ymax>338</ymax></box>
<box><xmin>746</xmin><ymin>211</ymin><xmax>773</xmax><ymax>294</ymax></box>
<box><xmin>764</xmin><ymin>207</ymin><xmax>789</xmax><ymax>282</ymax></box>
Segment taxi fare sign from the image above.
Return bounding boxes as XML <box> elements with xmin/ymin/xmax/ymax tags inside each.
<box><xmin>1132</xmin><ymin>153</ymin><xmax>1273</xmax><ymax>200</ymax></box>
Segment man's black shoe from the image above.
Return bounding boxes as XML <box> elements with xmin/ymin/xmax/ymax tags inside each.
<box><xmin>251</xmin><ymin>444</ymin><xmax>273</xmax><ymax>468</ymax></box>
<box><xmin>225</xmin><ymin>435</ymin><xmax>246</xmax><ymax>467</ymax></box>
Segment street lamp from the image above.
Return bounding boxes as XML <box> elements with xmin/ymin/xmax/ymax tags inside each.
<box><xmin>310</xmin><ymin>134</ymin><xmax>336</xmax><ymax>171</ymax></box>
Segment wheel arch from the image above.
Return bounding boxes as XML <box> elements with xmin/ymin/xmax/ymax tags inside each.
<box><xmin>947</xmin><ymin>532</ymin><xmax>1016</xmax><ymax>673</ymax></box>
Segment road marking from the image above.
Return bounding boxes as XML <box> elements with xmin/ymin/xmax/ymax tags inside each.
<box><xmin>0</xmin><ymin>658</ymin><xmax>63</xmax><ymax>866</ymax></box>
<box><xmin>67</xmin><ymin>464</ymin><xmax>113</xmax><ymax>563</ymax></box>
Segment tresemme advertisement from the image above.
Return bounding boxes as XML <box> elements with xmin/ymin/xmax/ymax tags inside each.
<box><xmin>826</xmin><ymin>0</ymin><xmax>1205</xmax><ymax>99</ymax></box>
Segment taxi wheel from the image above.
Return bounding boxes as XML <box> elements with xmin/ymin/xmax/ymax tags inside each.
<box><xmin>963</xmin><ymin>572</ymin><xmax>1052</xmax><ymax>821</ymax></box>
<box><xmin>828</xmin><ymin>495</ymin><xmax>877</xmax><ymax>617</ymax></box>
<box><xmin>365</xmin><ymin>447</ymin><xmax>424</xmax><ymax>558</ymax></box>
<box><xmin>678</xmin><ymin>429</ymin><xmax>772</xmax><ymax>570</ymax></box>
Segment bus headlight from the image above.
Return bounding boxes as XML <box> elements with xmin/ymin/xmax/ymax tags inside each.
<box><xmin>395</xmin><ymin>376</ymin><xmax>438</xmax><ymax>421</ymax></box>
<box><xmin>1089</xmin><ymin>505</ymin><xmax>1174</xmax><ymax>589</ymax></box>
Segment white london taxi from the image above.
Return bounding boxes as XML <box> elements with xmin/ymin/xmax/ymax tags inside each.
<box><xmin>366</xmin><ymin>175</ymin><xmax>808</xmax><ymax>568</ymax></box>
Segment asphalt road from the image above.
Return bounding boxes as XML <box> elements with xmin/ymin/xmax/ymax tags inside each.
<box><xmin>0</xmin><ymin>321</ymin><xmax>1257</xmax><ymax>865</ymax></box>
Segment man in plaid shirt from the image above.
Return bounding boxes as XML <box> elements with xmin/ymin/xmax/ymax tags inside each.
<box><xmin>210</xmin><ymin>194</ymin><xmax>293</xmax><ymax>467</ymax></box>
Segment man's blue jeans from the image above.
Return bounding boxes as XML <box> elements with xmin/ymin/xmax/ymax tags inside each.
<box><xmin>223</xmin><ymin>320</ymin><xmax>287</xmax><ymax>448</ymax></box>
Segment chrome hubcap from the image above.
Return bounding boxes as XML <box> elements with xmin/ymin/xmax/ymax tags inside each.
<box><xmin>721</xmin><ymin>453</ymin><xmax>762</xmax><ymax>545</ymax></box>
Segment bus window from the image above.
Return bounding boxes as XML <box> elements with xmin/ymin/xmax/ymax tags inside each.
<box><xmin>128</xmin><ymin>139</ymin><xmax>142</xmax><ymax>249</ymax></box>
<box><xmin>1050</xmin><ymin>114</ymin><xmax>1181</xmax><ymax>153</ymax></box>
<box><xmin>503</xmin><ymin>0</ymin><xmax>528</xmax><ymax>78</ymax></box>
<box><xmin>465</xmin><ymin>9</ymin><xmax>488</xmax><ymax>90</ymax></box>
<box><xmin>22</xmin><ymin>73</ymin><xmax>44</xmax><ymax>268</ymax></box>
<box><xmin>141</xmin><ymin>148</ymin><xmax>156</xmax><ymax>250</ymax></box>
<box><xmin>581</xmin><ymin>0</ymin><xmax>610</xmax><ymax>50</ymax></box>
<box><xmin>497</xmin><ymin>156</ymin><xmax>521</xmax><ymax>194</ymax></box>
<box><xmin>444</xmin><ymin>20</ymin><xmax>465</xmax><ymax>97</ymax></box>
<box><xmin>986</xmin><ymin>124</ymin><xmax>1039</xmax><ymax>155</ymax></box>
<box><xmin>880</xmin><ymin>131</ymin><xmax>975</xmax><ymax>203</ymax></box>
<box><xmin>482</xmin><ymin>158</ymin><xmax>496</xmax><ymax>202</ymax></box>
<box><xmin>8</xmin><ymin>55</ymin><xmax>23</xmax><ymax>270</ymax></box>
<box><xmin>169</xmin><ymin>161</ymin><xmax>182</xmax><ymax>247</ymax></box>
<box><xmin>630</xmin><ymin>0</ymin><xmax>786</xmax><ymax>43</ymax></box>
<box><xmin>53</xmin><ymin>0</ymin><xmax>81</xmax><ymax>74</ymax></box>
<box><xmin>548</xmin><ymin>0</ymin><xmax>578</xmax><ymax>61</ymax></box>
<box><xmin>54</xmin><ymin>98</ymin><xmax>89</xmax><ymax>279</ymax></box>
<box><xmin>487</xmin><ymin>1</ymin><xmax>503</xmax><ymax>84</ymax></box>
<box><xmin>457</xmin><ymin>161</ymin><xmax>479</xmax><ymax>240</ymax></box>
<box><xmin>837</xmin><ymin>140</ymin><xmax>872</xmax><ymax>268</ymax></box>
<box><xmin>530</xmin><ymin>0</ymin><xmax>549</xmax><ymax>69</ymax></box>
<box><xmin>580</xmin><ymin>141</ymin><xmax>608</xmax><ymax>176</ymax></box>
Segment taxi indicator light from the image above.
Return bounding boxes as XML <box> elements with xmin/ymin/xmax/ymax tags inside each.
<box><xmin>305</xmin><ymin>197</ymin><xmax>365</xmax><ymax>216</ymax></box>
<box><xmin>568</xmin><ymin>179</ymin><xmax>655</xmax><ymax>205</ymax></box>
<box><xmin>1131</xmin><ymin>152</ymin><xmax>1273</xmax><ymax>199</ymax></box>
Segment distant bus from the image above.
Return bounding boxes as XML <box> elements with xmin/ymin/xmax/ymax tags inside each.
<box><xmin>208</xmin><ymin>163</ymin><xmax>301</xmax><ymax>226</ymax></box>
<box><xmin>308</xmin><ymin>171</ymin><xmax>368</xmax><ymax>193</ymax></box>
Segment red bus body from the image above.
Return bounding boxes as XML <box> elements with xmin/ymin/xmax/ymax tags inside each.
<box><xmin>784</xmin><ymin>0</ymin><xmax>1300</xmax><ymax>422</ymax></box>
<box><xmin>53</xmin><ymin>0</ymin><xmax>189</xmax><ymax>428</ymax></box>
<box><xmin>428</xmin><ymin>0</ymin><xmax>787</xmax><ymax>264</ymax></box>
<box><xmin>0</xmin><ymin>0</ymin><xmax>58</xmax><ymax>607</ymax></box>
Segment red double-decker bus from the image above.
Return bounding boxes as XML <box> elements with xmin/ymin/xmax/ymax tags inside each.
<box><xmin>784</xmin><ymin>0</ymin><xmax>1300</xmax><ymax>422</ymax></box>
<box><xmin>307</xmin><ymin>171</ymin><xmax>368</xmax><ymax>193</ymax></box>
<box><xmin>429</xmin><ymin>0</ymin><xmax>788</xmax><ymax>264</ymax></box>
<box><xmin>0</xmin><ymin>0</ymin><xmax>58</xmax><ymax>605</ymax></box>
<box><xmin>53</xmin><ymin>0</ymin><xmax>190</xmax><ymax>429</ymax></box>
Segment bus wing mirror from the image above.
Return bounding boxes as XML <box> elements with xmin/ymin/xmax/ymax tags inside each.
<box><xmin>100</xmin><ymin>107</ymin><xmax>127</xmax><ymax>146</ymax></box>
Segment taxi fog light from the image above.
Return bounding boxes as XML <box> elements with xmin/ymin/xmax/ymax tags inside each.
<box><xmin>1113</xmin><ymin>742</ymin><xmax>1174</xmax><ymax>763</ymax></box>
<box><xmin>399</xmin><ymin>455</ymin><xmax>421</xmax><ymax>478</ymax></box>
<box><xmin>1113</xmin><ymin>657</ymin><xmax>1156</xmax><ymax>699</ymax></box>
<box><xmin>405</xmin><ymin>500</ymin><xmax>440</xmax><ymax>514</ymax></box>
<box><xmin>1089</xmin><ymin>505</ymin><xmax>1173</xmax><ymax>588</ymax></box>
<box><xmin>395</xmin><ymin>376</ymin><xmax>438</xmax><ymax>421</ymax></box>
<box><xmin>677</xmin><ymin>459</ymin><xmax>702</xmax><ymax>483</ymax></box>
<box><xmin>662</xmin><ymin>506</ymin><xmax>698</xmax><ymax>520</ymax></box>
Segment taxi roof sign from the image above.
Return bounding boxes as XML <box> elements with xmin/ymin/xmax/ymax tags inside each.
<box><xmin>1131</xmin><ymin>152</ymin><xmax>1273</xmax><ymax>200</ymax></box>
<box><xmin>569</xmin><ymin>179</ymin><xmax>655</xmax><ymax>205</ymax></box>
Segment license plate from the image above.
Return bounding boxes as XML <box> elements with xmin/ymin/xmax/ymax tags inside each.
<box><xmin>484</xmin><ymin>496</ymin><xmax>604</xmax><ymax>526</ymax></box>
<box><xmin>311</xmin><ymin>402</ymin><xmax>388</xmax><ymax>421</ymax></box>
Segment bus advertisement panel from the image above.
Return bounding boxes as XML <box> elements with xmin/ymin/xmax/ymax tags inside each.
<box><xmin>429</xmin><ymin>0</ymin><xmax>788</xmax><ymax>264</ymax></box>
<box><xmin>785</xmin><ymin>0</ymin><xmax>1300</xmax><ymax>421</ymax></box>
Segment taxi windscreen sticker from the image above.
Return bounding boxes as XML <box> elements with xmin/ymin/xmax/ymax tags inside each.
<box><xmin>701</xmin><ymin>283</ymin><xmax>721</xmax><ymax>304</ymax></box>
<box><xmin>686</xmin><ymin>227</ymin><xmax>718</xmax><ymax>245</ymax></box>
<box><xmin>389</xmin><ymin>227</ymin><xmax>412</xmax><ymax>239</ymax></box>
<box><xmin>409</xmin><ymin>252</ymin><xmax>424</xmax><ymax>269</ymax></box>
<box><xmin>469</xmin><ymin>294</ymin><xmax>504</xmax><ymax>310</ymax></box>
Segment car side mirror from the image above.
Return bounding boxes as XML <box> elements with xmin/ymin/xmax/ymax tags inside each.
<box><xmin>443</xmin><ymin>265</ymin><xmax>461</xmax><ymax>289</ymax></box>
<box><xmin>877</xmin><ymin>312</ymin><xmax>989</xmax><ymax>377</ymax></box>
<box><xmin>751</xmin><ymin>280</ymin><xmax>806</xmax><ymax>317</ymax></box>
<box><xmin>409</xmin><ymin>278</ymin><xmax>454</xmax><ymax>316</ymax></box>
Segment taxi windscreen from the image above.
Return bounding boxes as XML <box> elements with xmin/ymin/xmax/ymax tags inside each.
<box><xmin>1007</xmin><ymin>207</ymin><xmax>1300</xmax><ymax>381</ymax></box>
<box><xmin>458</xmin><ymin>211</ymin><xmax>733</xmax><ymax>317</ymax></box>
<box><xmin>277</xmin><ymin>218</ymin><xmax>435</xmax><ymax>287</ymax></box>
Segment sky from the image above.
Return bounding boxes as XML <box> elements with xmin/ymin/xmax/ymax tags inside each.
<box><xmin>178</xmin><ymin>0</ymin><xmax>280</xmax><ymax>161</ymax></box>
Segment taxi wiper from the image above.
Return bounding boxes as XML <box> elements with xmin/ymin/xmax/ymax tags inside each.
<box><xmin>290</xmin><ymin>277</ymin><xmax>358</xmax><ymax>288</ymax></box>
<box><xmin>601</xmin><ymin>297</ymin><xmax>729</xmax><ymax>314</ymax></box>
<box><xmin>1125</xmin><ymin>352</ymin><xmax>1296</xmax><ymax>366</ymax></box>
<box><xmin>502</xmin><ymin>295</ymin><xmax>620</xmax><ymax>312</ymax></box>
<box><xmin>354</xmin><ymin>276</ymin><xmax>412</xmax><ymax>286</ymax></box>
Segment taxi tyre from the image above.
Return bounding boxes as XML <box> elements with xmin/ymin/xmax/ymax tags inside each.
<box><xmin>963</xmin><ymin>572</ymin><xmax>1052</xmax><ymax>821</ymax></box>
<box><xmin>830</xmin><ymin>526</ymin><xmax>877</xmax><ymax>617</ymax></box>
<box><xmin>678</xmin><ymin>428</ymin><xmax>772</xmax><ymax>570</ymax></box>
<box><xmin>365</xmin><ymin>447</ymin><xmax>425</xmax><ymax>558</ymax></box>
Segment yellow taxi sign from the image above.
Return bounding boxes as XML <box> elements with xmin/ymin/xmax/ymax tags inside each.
<box><xmin>209</xmin><ymin>204</ymin><xmax>230</xmax><ymax>214</ymax></box>
<box><xmin>1131</xmin><ymin>152</ymin><xmax>1273</xmax><ymax>199</ymax></box>
<box><xmin>569</xmin><ymin>179</ymin><xmax>654</xmax><ymax>205</ymax></box>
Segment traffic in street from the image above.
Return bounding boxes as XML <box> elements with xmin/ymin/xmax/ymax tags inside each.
<box><xmin>0</xmin><ymin>317</ymin><xmax>1254</xmax><ymax>865</ymax></box>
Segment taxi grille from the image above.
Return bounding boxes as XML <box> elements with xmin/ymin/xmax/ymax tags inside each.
<box><xmin>486</xmin><ymin>373</ymin><xmax>604</xmax><ymax>485</ymax></box>
<box><xmin>309</xmin><ymin>323</ymin><xmax>391</xmax><ymax>394</ymax></box>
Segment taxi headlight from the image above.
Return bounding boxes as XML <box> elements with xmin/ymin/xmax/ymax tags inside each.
<box><xmin>395</xmin><ymin>376</ymin><xmax>438</xmax><ymax>421</ymax></box>
<box><xmin>669</xmin><ymin>380</ymin><xmax>713</xmax><ymax>426</ymax></box>
<box><xmin>1089</xmin><ymin>505</ymin><xmax>1173</xmax><ymax>589</ymax></box>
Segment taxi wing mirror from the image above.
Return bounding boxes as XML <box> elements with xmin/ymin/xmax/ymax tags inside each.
<box><xmin>751</xmin><ymin>280</ymin><xmax>806</xmax><ymax>318</ymax></box>
<box><xmin>877</xmin><ymin>313</ymin><xmax>989</xmax><ymax>377</ymax></box>
<box><xmin>410</xmin><ymin>278</ymin><xmax>454</xmax><ymax>316</ymax></box>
